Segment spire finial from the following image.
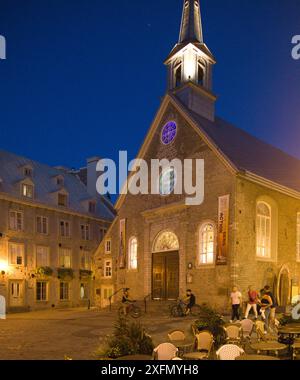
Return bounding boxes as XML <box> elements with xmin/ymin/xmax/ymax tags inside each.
<box><xmin>179</xmin><ymin>0</ymin><xmax>203</xmax><ymax>44</ymax></box>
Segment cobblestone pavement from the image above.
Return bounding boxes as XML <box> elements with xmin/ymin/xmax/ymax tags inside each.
<box><xmin>0</xmin><ymin>307</ymin><xmax>195</xmax><ymax>360</ymax></box>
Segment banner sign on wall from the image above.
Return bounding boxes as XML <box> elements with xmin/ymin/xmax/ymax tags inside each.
<box><xmin>119</xmin><ymin>219</ymin><xmax>126</xmax><ymax>269</ymax></box>
<box><xmin>217</xmin><ymin>195</ymin><xmax>230</xmax><ymax>265</ymax></box>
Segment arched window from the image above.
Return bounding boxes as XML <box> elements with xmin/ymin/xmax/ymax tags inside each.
<box><xmin>256</xmin><ymin>202</ymin><xmax>271</xmax><ymax>258</ymax></box>
<box><xmin>199</xmin><ymin>223</ymin><xmax>215</xmax><ymax>265</ymax></box>
<box><xmin>128</xmin><ymin>237</ymin><xmax>138</xmax><ymax>270</ymax></box>
<box><xmin>175</xmin><ymin>65</ymin><xmax>182</xmax><ymax>87</ymax></box>
<box><xmin>198</xmin><ymin>63</ymin><xmax>204</xmax><ymax>85</ymax></box>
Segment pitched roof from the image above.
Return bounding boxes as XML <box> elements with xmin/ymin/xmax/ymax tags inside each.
<box><xmin>188</xmin><ymin>110</ymin><xmax>300</xmax><ymax>193</ymax></box>
<box><xmin>0</xmin><ymin>149</ymin><xmax>115</xmax><ymax>220</ymax></box>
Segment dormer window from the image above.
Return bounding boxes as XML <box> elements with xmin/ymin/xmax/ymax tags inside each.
<box><xmin>56</xmin><ymin>176</ymin><xmax>64</xmax><ymax>187</ymax></box>
<box><xmin>24</xmin><ymin>167</ymin><xmax>33</xmax><ymax>178</ymax></box>
<box><xmin>58</xmin><ymin>193</ymin><xmax>68</xmax><ymax>207</ymax></box>
<box><xmin>22</xmin><ymin>183</ymin><xmax>34</xmax><ymax>199</ymax></box>
<box><xmin>89</xmin><ymin>201</ymin><xmax>96</xmax><ymax>213</ymax></box>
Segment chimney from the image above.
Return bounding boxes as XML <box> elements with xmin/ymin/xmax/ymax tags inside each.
<box><xmin>86</xmin><ymin>157</ymin><xmax>101</xmax><ymax>197</ymax></box>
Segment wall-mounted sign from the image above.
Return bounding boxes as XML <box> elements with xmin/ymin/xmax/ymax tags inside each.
<box><xmin>217</xmin><ymin>195</ymin><xmax>230</xmax><ymax>265</ymax></box>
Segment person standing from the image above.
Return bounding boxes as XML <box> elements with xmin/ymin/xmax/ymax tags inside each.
<box><xmin>229</xmin><ymin>286</ymin><xmax>242</xmax><ymax>323</ymax></box>
<box><xmin>259</xmin><ymin>292</ymin><xmax>273</xmax><ymax>332</ymax></box>
<box><xmin>264</xmin><ymin>285</ymin><xmax>277</xmax><ymax>328</ymax></box>
<box><xmin>245</xmin><ymin>286</ymin><xmax>259</xmax><ymax>319</ymax></box>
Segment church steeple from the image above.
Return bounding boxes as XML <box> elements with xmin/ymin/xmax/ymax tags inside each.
<box><xmin>179</xmin><ymin>0</ymin><xmax>203</xmax><ymax>44</ymax></box>
<box><xmin>164</xmin><ymin>0</ymin><xmax>216</xmax><ymax>121</ymax></box>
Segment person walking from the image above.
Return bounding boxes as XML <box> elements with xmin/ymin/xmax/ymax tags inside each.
<box><xmin>229</xmin><ymin>286</ymin><xmax>242</xmax><ymax>323</ymax></box>
<box><xmin>245</xmin><ymin>286</ymin><xmax>259</xmax><ymax>320</ymax></box>
<box><xmin>263</xmin><ymin>285</ymin><xmax>277</xmax><ymax>330</ymax></box>
<box><xmin>259</xmin><ymin>292</ymin><xmax>273</xmax><ymax>332</ymax></box>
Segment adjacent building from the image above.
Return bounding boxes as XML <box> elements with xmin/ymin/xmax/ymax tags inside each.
<box><xmin>0</xmin><ymin>150</ymin><xmax>114</xmax><ymax>312</ymax></box>
<box><xmin>94</xmin><ymin>0</ymin><xmax>300</xmax><ymax>311</ymax></box>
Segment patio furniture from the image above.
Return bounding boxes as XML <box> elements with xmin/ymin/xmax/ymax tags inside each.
<box><xmin>255</xmin><ymin>320</ymin><xmax>276</xmax><ymax>342</ymax></box>
<box><xmin>216</xmin><ymin>344</ymin><xmax>244</xmax><ymax>360</ymax></box>
<box><xmin>193</xmin><ymin>331</ymin><xmax>214</xmax><ymax>360</ymax></box>
<box><xmin>118</xmin><ymin>355</ymin><xmax>153</xmax><ymax>361</ymax></box>
<box><xmin>223</xmin><ymin>324</ymin><xmax>242</xmax><ymax>345</ymax></box>
<box><xmin>153</xmin><ymin>343</ymin><xmax>178</xmax><ymax>360</ymax></box>
<box><xmin>292</xmin><ymin>342</ymin><xmax>300</xmax><ymax>360</ymax></box>
<box><xmin>240</xmin><ymin>319</ymin><xmax>254</xmax><ymax>343</ymax></box>
<box><xmin>172</xmin><ymin>357</ymin><xmax>183</xmax><ymax>360</ymax></box>
<box><xmin>236</xmin><ymin>355</ymin><xmax>280</xmax><ymax>361</ymax></box>
<box><xmin>250</xmin><ymin>342</ymin><xmax>287</xmax><ymax>357</ymax></box>
<box><xmin>168</xmin><ymin>330</ymin><xmax>186</xmax><ymax>342</ymax></box>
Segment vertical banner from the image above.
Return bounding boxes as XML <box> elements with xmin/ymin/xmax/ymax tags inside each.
<box><xmin>217</xmin><ymin>195</ymin><xmax>230</xmax><ymax>265</ymax></box>
<box><xmin>119</xmin><ymin>219</ymin><xmax>126</xmax><ymax>269</ymax></box>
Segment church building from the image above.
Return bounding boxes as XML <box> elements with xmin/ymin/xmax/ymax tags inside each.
<box><xmin>94</xmin><ymin>0</ymin><xmax>300</xmax><ymax>311</ymax></box>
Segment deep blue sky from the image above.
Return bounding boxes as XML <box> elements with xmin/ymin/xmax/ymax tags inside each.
<box><xmin>0</xmin><ymin>0</ymin><xmax>300</xmax><ymax>172</ymax></box>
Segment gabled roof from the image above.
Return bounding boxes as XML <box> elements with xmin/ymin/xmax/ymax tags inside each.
<box><xmin>185</xmin><ymin>104</ymin><xmax>300</xmax><ymax>194</ymax></box>
<box><xmin>0</xmin><ymin>149</ymin><xmax>115</xmax><ymax>220</ymax></box>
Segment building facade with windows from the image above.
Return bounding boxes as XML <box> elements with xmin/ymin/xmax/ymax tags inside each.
<box><xmin>0</xmin><ymin>150</ymin><xmax>114</xmax><ymax>312</ymax></box>
<box><xmin>94</xmin><ymin>0</ymin><xmax>300</xmax><ymax>311</ymax></box>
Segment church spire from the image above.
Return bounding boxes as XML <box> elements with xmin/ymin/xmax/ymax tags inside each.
<box><xmin>179</xmin><ymin>0</ymin><xmax>203</xmax><ymax>44</ymax></box>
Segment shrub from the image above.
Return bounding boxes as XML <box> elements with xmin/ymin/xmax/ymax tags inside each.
<box><xmin>36</xmin><ymin>266</ymin><xmax>53</xmax><ymax>277</ymax></box>
<box><xmin>96</xmin><ymin>316</ymin><xmax>154</xmax><ymax>359</ymax></box>
<box><xmin>57</xmin><ymin>268</ymin><xmax>74</xmax><ymax>280</ymax></box>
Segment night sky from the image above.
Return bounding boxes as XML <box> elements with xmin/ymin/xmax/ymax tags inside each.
<box><xmin>0</xmin><ymin>0</ymin><xmax>299</xmax><ymax>174</ymax></box>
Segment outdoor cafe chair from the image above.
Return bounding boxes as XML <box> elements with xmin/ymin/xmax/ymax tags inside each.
<box><xmin>216</xmin><ymin>344</ymin><xmax>245</xmax><ymax>361</ymax></box>
<box><xmin>194</xmin><ymin>331</ymin><xmax>214</xmax><ymax>360</ymax></box>
<box><xmin>223</xmin><ymin>324</ymin><xmax>242</xmax><ymax>345</ymax></box>
<box><xmin>240</xmin><ymin>319</ymin><xmax>254</xmax><ymax>346</ymax></box>
<box><xmin>153</xmin><ymin>343</ymin><xmax>178</xmax><ymax>361</ymax></box>
<box><xmin>168</xmin><ymin>330</ymin><xmax>186</xmax><ymax>342</ymax></box>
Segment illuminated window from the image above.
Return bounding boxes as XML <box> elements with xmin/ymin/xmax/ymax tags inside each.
<box><xmin>256</xmin><ymin>202</ymin><xmax>271</xmax><ymax>258</ymax></box>
<box><xmin>36</xmin><ymin>282</ymin><xmax>48</xmax><ymax>302</ymax></box>
<box><xmin>297</xmin><ymin>213</ymin><xmax>300</xmax><ymax>262</ymax></box>
<box><xmin>199</xmin><ymin>223</ymin><xmax>215</xmax><ymax>265</ymax></box>
<box><xmin>128</xmin><ymin>237</ymin><xmax>138</xmax><ymax>270</ymax></box>
<box><xmin>104</xmin><ymin>260</ymin><xmax>112</xmax><ymax>278</ymax></box>
<box><xmin>22</xmin><ymin>183</ymin><xmax>34</xmax><ymax>199</ymax></box>
<box><xmin>105</xmin><ymin>239</ymin><xmax>111</xmax><ymax>254</ymax></box>
<box><xmin>59</xmin><ymin>220</ymin><xmax>71</xmax><ymax>237</ymax></box>
<box><xmin>36</xmin><ymin>246</ymin><xmax>49</xmax><ymax>267</ymax></box>
<box><xmin>9</xmin><ymin>210</ymin><xmax>23</xmax><ymax>231</ymax></box>
<box><xmin>160</xmin><ymin>167</ymin><xmax>176</xmax><ymax>196</ymax></box>
<box><xmin>80</xmin><ymin>251</ymin><xmax>91</xmax><ymax>270</ymax></box>
<box><xmin>36</xmin><ymin>216</ymin><xmax>48</xmax><ymax>235</ymax></box>
<box><xmin>9</xmin><ymin>243</ymin><xmax>24</xmax><ymax>266</ymax></box>
<box><xmin>60</xmin><ymin>282</ymin><xmax>69</xmax><ymax>301</ymax></box>
<box><xmin>59</xmin><ymin>248</ymin><xmax>71</xmax><ymax>268</ymax></box>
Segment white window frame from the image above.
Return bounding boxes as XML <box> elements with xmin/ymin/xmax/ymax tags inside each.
<box><xmin>9</xmin><ymin>210</ymin><xmax>23</xmax><ymax>231</ymax></box>
<box><xmin>128</xmin><ymin>237</ymin><xmax>138</xmax><ymax>270</ymax></box>
<box><xmin>36</xmin><ymin>216</ymin><xmax>49</xmax><ymax>235</ymax></box>
<box><xmin>256</xmin><ymin>202</ymin><xmax>271</xmax><ymax>259</ymax></box>
<box><xmin>59</xmin><ymin>248</ymin><xmax>72</xmax><ymax>268</ymax></box>
<box><xmin>9</xmin><ymin>242</ymin><xmax>25</xmax><ymax>266</ymax></box>
<box><xmin>36</xmin><ymin>281</ymin><xmax>48</xmax><ymax>302</ymax></box>
<box><xmin>80</xmin><ymin>224</ymin><xmax>90</xmax><ymax>241</ymax></box>
<box><xmin>104</xmin><ymin>260</ymin><xmax>112</xmax><ymax>278</ymax></box>
<box><xmin>198</xmin><ymin>223</ymin><xmax>215</xmax><ymax>266</ymax></box>
<box><xmin>36</xmin><ymin>246</ymin><xmax>49</xmax><ymax>267</ymax></box>
<box><xmin>105</xmin><ymin>239</ymin><xmax>111</xmax><ymax>254</ymax></box>
<box><xmin>21</xmin><ymin>183</ymin><xmax>34</xmax><ymax>199</ymax></box>
<box><xmin>60</xmin><ymin>282</ymin><xmax>70</xmax><ymax>301</ymax></box>
<box><xmin>59</xmin><ymin>220</ymin><xmax>71</xmax><ymax>238</ymax></box>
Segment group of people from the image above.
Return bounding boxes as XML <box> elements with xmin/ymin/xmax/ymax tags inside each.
<box><xmin>230</xmin><ymin>285</ymin><xmax>277</xmax><ymax>331</ymax></box>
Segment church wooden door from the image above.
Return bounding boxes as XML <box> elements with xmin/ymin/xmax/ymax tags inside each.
<box><xmin>152</xmin><ymin>251</ymin><xmax>179</xmax><ymax>300</ymax></box>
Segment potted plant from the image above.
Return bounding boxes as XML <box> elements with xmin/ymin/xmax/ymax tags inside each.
<box><xmin>36</xmin><ymin>266</ymin><xmax>53</xmax><ymax>277</ymax></box>
<box><xmin>57</xmin><ymin>268</ymin><xmax>74</xmax><ymax>280</ymax></box>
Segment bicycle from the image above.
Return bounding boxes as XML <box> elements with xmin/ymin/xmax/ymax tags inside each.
<box><xmin>118</xmin><ymin>301</ymin><xmax>142</xmax><ymax>319</ymax></box>
<box><xmin>170</xmin><ymin>299</ymin><xmax>202</xmax><ymax>318</ymax></box>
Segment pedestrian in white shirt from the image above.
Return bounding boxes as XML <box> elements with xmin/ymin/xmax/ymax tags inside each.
<box><xmin>229</xmin><ymin>286</ymin><xmax>242</xmax><ymax>323</ymax></box>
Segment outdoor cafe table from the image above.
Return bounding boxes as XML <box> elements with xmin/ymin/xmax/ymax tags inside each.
<box><xmin>117</xmin><ymin>355</ymin><xmax>153</xmax><ymax>361</ymax></box>
<box><xmin>171</xmin><ymin>340</ymin><xmax>195</xmax><ymax>356</ymax></box>
<box><xmin>278</xmin><ymin>325</ymin><xmax>300</xmax><ymax>353</ymax></box>
<box><xmin>236</xmin><ymin>355</ymin><xmax>280</xmax><ymax>361</ymax></box>
<box><xmin>250</xmin><ymin>342</ymin><xmax>287</xmax><ymax>356</ymax></box>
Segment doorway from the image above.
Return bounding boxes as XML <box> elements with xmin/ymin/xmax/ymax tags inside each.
<box><xmin>9</xmin><ymin>281</ymin><xmax>24</xmax><ymax>307</ymax></box>
<box><xmin>152</xmin><ymin>251</ymin><xmax>179</xmax><ymax>300</ymax></box>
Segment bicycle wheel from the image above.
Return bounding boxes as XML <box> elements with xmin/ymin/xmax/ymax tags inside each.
<box><xmin>171</xmin><ymin>305</ymin><xmax>183</xmax><ymax>318</ymax></box>
<box><xmin>130</xmin><ymin>306</ymin><xmax>141</xmax><ymax>319</ymax></box>
<box><xmin>190</xmin><ymin>304</ymin><xmax>202</xmax><ymax>317</ymax></box>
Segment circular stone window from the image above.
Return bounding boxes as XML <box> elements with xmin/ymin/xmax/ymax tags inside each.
<box><xmin>161</xmin><ymin>121</ymin><xmax>177</xmax><ymax>145</ymax></box>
